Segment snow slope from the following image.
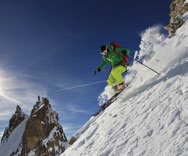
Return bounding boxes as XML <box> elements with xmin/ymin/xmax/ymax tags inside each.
<box><xmin>61</xmin><ymin>21</ymin><xmax>188</xmax><ymax>156</ymax></box>
<box><xmin>0</xmin><ymin>117</ymin><xmax>29</xmax><ymax>156</ymax></box>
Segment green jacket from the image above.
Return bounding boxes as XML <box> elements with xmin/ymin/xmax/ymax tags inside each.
<box><xmin>99</xmin><ymin>45</ymin><xmax>130</xmax><ymax>69</ymax></box>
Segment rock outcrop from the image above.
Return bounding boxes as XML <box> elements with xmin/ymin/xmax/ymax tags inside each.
<box><xmin>0</xmin><ymin>96</ymin><xmax>68</xmax><ymax>156</ymax></box>
<box><xmin>1</xmin><ymin>105</ymin><xmax>27</xmax><ymax>143</ymax></box>
<box><xmin>20</xmin><ymin>97</ymin><xmax>67</xmax><ymax>156</ymax></box>
<box><xmin>165</xmin><ymin>0</ymin><xmax>188</xmax><ymax>37</ymax></box>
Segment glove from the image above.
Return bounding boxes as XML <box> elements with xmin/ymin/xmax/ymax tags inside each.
<box><xmin>122</xmin><ymin>50</ymin><xmax>128</xmax><ymax>55</ymax></box>
<box><xmin>94</xmin><ymin>68</ymin><xmax>101</xmax><ymax>75</ymax></box>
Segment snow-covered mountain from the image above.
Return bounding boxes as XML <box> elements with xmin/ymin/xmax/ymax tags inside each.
<box><xmin>1</xmin><ymin>105</ymin><xmax>28</xmax><ymax>144</ymax></box>
<box><xmin>61</xmin><ymin>13</ymin><xmax>188</xmax><ymax>156</ymax></box>
<box><xmin>0</xmin><ymin>106</ymin><xmax>29</xmax><ymax>156</ymax></box>
<box><xmin>0</xmin><ymin>97</ymin><xmax>68</xmax><ymax>156</ymax></box>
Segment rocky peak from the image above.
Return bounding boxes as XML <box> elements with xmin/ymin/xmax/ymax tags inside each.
<box><xmin>1</xmin><ymin>105</ymin><xmax>27</xmax><ymax>143</ymax></box>
<box><xmin>165</xmin><ymin>0</ymin><xmax>188</xmax><ymax>37</ymax></box>
<box><xmin>19</xmin><ymin>96</ymin><xmax>67</xmax><ymax>156</ymax></box>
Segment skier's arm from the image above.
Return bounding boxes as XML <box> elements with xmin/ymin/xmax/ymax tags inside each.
<box><xmin>99</xmin><ymin>57</ymin><xmax>108</xmax><ymax>70</ymax></box>
<box><xmin>94</xmin><ymin>57</ymin><xmax>108</xmax><ymax>75</ymax></box>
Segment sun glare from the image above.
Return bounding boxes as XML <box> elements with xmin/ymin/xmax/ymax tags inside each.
<box><xmin>0</xmin><ymin>74</ymin><xmax>7</xmax><ymax>97</ymax></box>
<box><xmin>0</xmin><ymin>69</ymin><xmax>20</xmax><ymax>104</ymax></box>
<box><xmin>0</xmin><ymin>74</ymin><xmax>4</xmax><ymax>93</ymax></box>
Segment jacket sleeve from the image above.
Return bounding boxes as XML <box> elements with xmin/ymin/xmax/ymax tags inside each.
<box><xmin>99</xmin><ymin>57</ymin><xmax>108</xmax><ymax>69</ymax></box>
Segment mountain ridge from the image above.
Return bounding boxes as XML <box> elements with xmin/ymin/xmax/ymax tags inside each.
<box><xmin>0</xmin><ymin>97</ymin><xmax>68</xmax><ymax>156</ymax></box>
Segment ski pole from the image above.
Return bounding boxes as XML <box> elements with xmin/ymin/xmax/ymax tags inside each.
<box><xmin>136</xmin><ymin>59</ymin><xmax>161</xmax><ymax>75</ymax></box>
<box><xmin>128</xmin><ymin>55</ymin><xmax>161</xmax><ymax>75</ymax></box>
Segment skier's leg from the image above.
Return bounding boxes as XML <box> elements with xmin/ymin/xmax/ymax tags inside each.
<box><xmin>111</xmin><ymin>65</ymin><xmax>126</xmax><ymax>85</ymax></box>
<box><xmin>107</xmin><ymin>72</ymin><xmax>116</xmax><ymax>86</ymax></box>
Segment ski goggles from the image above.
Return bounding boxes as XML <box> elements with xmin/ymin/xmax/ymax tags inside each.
<box><xmin>100</xmin><ymin>49</ymin><xmax>108</xmax><ymax>55</ymax></box>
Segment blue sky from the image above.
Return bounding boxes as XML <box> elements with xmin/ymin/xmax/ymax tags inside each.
<box><xmin>0</xmin><ymin>0</ymin><xmax>171</xmax><ymax>138</ymax></box>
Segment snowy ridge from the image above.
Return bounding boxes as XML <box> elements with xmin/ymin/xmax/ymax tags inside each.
<box><xmin>61</xmin><ymin>21</ymin><xmax>188</xmax><ymax>156</ymax></box>
<box><xmin>0</xmin><ymin>97</ymin><xmax>68</xmax><ymax>156</ymax></box>
<box><xmin>0</xmin><ymin>117</ymin><xmax>29</xmax><ymax>156</ymax></box>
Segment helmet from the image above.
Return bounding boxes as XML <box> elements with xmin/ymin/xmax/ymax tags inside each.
<box><xmin>100</xmin><ymin>45</ymin><xmax>106</xmax><ymax>53</ymax></box>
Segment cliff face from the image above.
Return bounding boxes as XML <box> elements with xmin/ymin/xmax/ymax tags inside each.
<box><xmin>1</xmin><ymin>105</ymin><xmax>27</xmax><ymax>144</ymax></box>
<box><xmin>20</xmin><ymin>97</ymin><xmax>67</xmax><ymax>156</ymax></box>
<box><xmin>165</xmin><ymin>0</ymin><xmax>188</xmax><ymax>37</ymax></box>
<box><xmin>0</xmin><ymin>97</ymin><xmax>68</xmax><ymax>156</ymax></box>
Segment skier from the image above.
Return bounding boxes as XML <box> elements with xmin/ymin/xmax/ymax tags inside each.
<box><xmin>95</xmin><ymin>42</ymin><xmax>130</xmax><ymax>92</ymax></box>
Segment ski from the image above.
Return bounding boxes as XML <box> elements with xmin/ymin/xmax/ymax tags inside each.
<box><xmin>92</xmin><ymin>83</ymin><xmax>129</xmax><ymax>116</ymax></box>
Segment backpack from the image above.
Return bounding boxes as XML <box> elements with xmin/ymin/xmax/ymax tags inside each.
<box><xmin>109</xmin><ymin>42</ymin><xmax>129</xmax><ymax>65</ymax></box>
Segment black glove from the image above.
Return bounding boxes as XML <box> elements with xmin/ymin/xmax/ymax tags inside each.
<box><xmin>122</xmin><ymin>50</ymin><xmax>128</xmax><ymax>55</ymax></box>
<box><xmin>94</xmin><ymin>68</ymin><xmax>101</xmax><ymax>75</ymax></box>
